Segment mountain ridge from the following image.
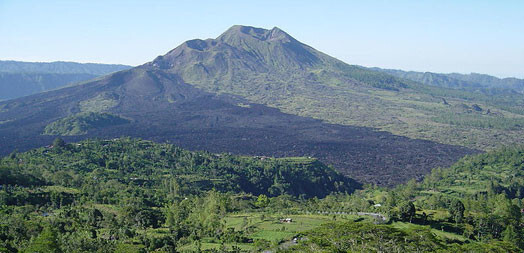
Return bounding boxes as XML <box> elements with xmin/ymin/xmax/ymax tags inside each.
<box><xmin>374</xmin><ymin>67</ymin><xmax>524</xmax><ymax>93</ymax></box>
<box><xmin>0</xmin><ymin>60</ymin><xmax>131</xmax><ymax>75</ymax></box>
<box><xmin>0</xmin><ymin>60</ymin><xmax>132</xmax><ymax>100</ymax></box>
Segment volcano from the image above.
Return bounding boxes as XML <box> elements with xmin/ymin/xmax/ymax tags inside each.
<box><xmin>0</xmin><ymin>25</ymin><xmax>476</xmax><ymax>186</ymax></box>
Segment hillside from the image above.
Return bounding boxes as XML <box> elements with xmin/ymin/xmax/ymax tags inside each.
<box><xmin>283</xmin><ymin>221</ymin><xmax>519</xmax><ymax>252</ymax></box>
<box><xmin>421</xmin><ymin>146</ymin><xmax>524</xmax><ymax>199</ymax></box>
<box><xmin>339</xmin><ymin>147</ymin><xmax>524</xmax><ymax>252</ymax></box>
<box><xmin>0</xmin><ymin>60</ymin><xmax>131</xmax><ymax>100</ymax></box>
<box><xmin>0</xmin><ymin>70</ymin><xmax>473</xmax><ymax>186</ymax></box>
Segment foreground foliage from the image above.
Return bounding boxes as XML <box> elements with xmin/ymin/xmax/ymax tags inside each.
<box><xmin>1</xmin><ymin>139</ymin><xmax>523</xmax><ymax>252</ymax></box>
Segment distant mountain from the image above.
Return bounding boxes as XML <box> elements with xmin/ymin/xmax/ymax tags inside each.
<box><xmin>0</xmin><ymin>60</ymin><xmax>131</xmax><ymax>75</ymax></box>
<box><xmin>0</xmin><ymin>25</ymin><xmax>476</xmax><ymax>186</ymax></box>
<box><xmin>374</xmin><ymin>68</ymin><xmax>524</xmax><ymax>94</ymax></box>
<box><xmin>448</xmin><ymin>72</ymin><xmax>524</xmax><ymax>93</ymax></box>
<box><xmin>0</xmin><ymin>61</ymin><xmax>131</xmax><ymax>100</ymax></box>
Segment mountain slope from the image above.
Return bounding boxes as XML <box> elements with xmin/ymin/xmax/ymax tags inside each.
<box><xmin>148</xmin><ymin>26</ymin><xmax>524</xmax><ymax>151</ymax></box>
<box><xmin>0</xmin><ymin>60</ymin><xmax>131</xmax><ymax>100</ymax></box>
<box><xmin>0</xmin><ymin>26</ymin><xmax>480</xmax><ymax>186</ymax></box>
<box><xmin>0</xmin><ymin>66</ymin><xmax>474</xmax><ymax>185</ymax></box>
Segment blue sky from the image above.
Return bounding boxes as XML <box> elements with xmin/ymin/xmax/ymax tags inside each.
<box><xmin>1</xmin><ymin>0</ymin><xmax>523</xmax><ymax>78</ymax></box>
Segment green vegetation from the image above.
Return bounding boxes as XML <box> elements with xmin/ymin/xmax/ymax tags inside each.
<box><xmin>422</xmin><ymin>146</ymin><xmax>524</xmax><ymax>198</ymax></box>
<box><xmin>284</xmin><ymin>221</ymin><xmax>518</xmax><ymax>252</ymax></box>
<box><xmin>0</xmin><ymin>138</ymin><xmax>355</xmax><ymax>198</ymax></box>
<box><xmin>431</xmin><ymin>111</ymin><xmax>524</xmax><ymax>130</ymax></box>
<box><xmin>1</xmin><ymin>138</ymin><xmax>523</xmax><ymax>252</ymax></box>
<box><xmin>284</xmin><ymin>146</ymin><xmax>524</xmax><ymax>252</ymax></box>
<box><xmin>43</xmin><ymin>112</ymin><xmax>129</xmax><ymax>136</ymax></box>
<box><xmin>0</xmin><ymin>138</ymin><xmax>356</xmax><ymax>252</ymax></box>
<box><xmin>79</xmin><ymin>93</ymin><xmax>119</xmax><ymax>113</ymax></box>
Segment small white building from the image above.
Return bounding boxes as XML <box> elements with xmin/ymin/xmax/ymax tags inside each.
<box><xmin>279</xmin><ymin>218</ymin><xmax>293</xmax><ymax>223</ymax></box>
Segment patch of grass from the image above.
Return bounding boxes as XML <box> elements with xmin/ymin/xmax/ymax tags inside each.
<box><xmin>79</xmin><ymin>93</ymin><xmax>118</xmax><ymax>113</ymax></box>
<box><xmin>188</xmin><ymin>213</ymin><xmax>370</xmax><ymax>251</ymax></box>
<box><xmin>43</xmin><ymin>112</ymin><xmax>129</xmax><ymax>136</ymax></box>
<box><xmin>392</xmin><ymin>221</ymin><xmax>467</xmax><ymax>242</ymax></box>
<box><xmin>43</xmin><ymin>185</ymin><xmax>80</xmax><ymax>194</ymax></box>
<box><xmin>226</xmin><ymin>213</ymin><xmax>365</xmax><ymax>242</ymax></box>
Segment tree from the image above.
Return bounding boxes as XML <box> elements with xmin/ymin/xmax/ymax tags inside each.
<box><xmin>463</xmin><ymin>223</ymin><xmax>475</xmax><ymax>239</ymax></box>
<box><xmin>398</xmin><ymin>201</ymin><xmax>415</xmax><ymax>223</ymax></box>
<box><xmin>53</xmin><ymin>138</ymin><xmax>66</xmax><ymax>149</ymax></box>
<box><xmin>23</xmin><ymin>226</ymin><xmax>61</xmax><ymax>253</ymax></box>
<box><xmin>9</xmin><ymin>149</ymin><xmax>17</xmax><ymax>159</ymax></box>
<box><xmin>255</xmin><ymin>194</ymin><xmax>270</xmax><ymax>208</ymax></box>
<box><xmin>502</xmin><ymin>225</ymin><xmax>522</xmax><ymax>249</ymax></box>
<box><xmin>88</xmin><ymin>208</ymin><xmax>104</xmax><ymax>229</ymax></box>
<box><xmin>449</xmin><ymin>199</ymin><xmax>465</xmax><ymax>223</ymax></box>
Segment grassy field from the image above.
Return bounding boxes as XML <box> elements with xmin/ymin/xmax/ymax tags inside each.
<box><xmin>178</xmin><ymin>212</ymin><xmax>372</xmax><ymax>251</ymax></box>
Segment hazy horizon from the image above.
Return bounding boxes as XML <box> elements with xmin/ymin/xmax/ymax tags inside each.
<box><xmin>1</xmin><ymin>0</ymin><xmax>523</xmax><ymax>78</ymax></box>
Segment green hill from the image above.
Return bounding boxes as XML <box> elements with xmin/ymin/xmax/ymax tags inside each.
<box><xmin>283</xmin><ymin>221</ymin><xmax>519</xmax><ymax>252</ymax></box>
<box><xmin>422</xmin><ymin>146</ymin><xmax>524</xmax><ymax>199</ymax></box>
<box><xmin>0</xmin><ymin>138</ymin><xmax>359</xmax><ymax>251</ymax></box>
<box><xmin>0</xmin><ymin>138</ymin><xmax>357</xmax><ymax>199</ymax></box>
<box><xmin>352</xmin><ymin>147</ymin><xmax>524</xmax><ymax>251</ymax></box>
